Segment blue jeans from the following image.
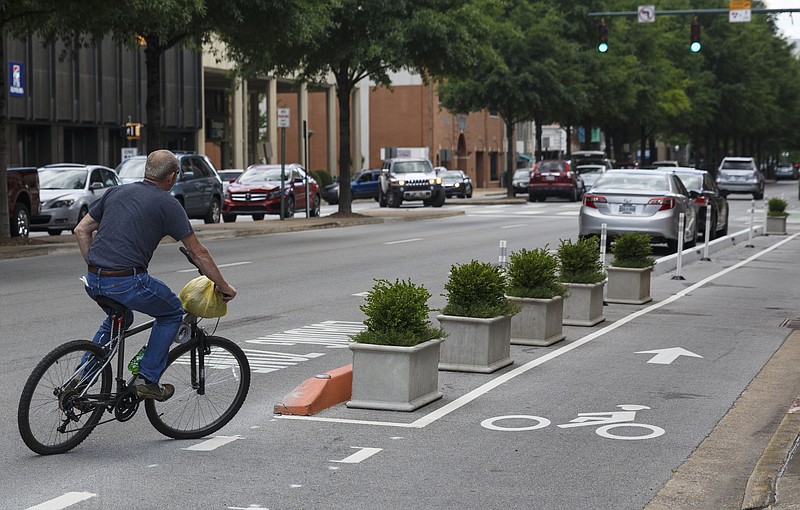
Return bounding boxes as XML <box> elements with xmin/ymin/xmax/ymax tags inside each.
<box><xmin>84</xmin><ymin>271</ymin><xmax>184</xmax><ymax>383</ymax></box>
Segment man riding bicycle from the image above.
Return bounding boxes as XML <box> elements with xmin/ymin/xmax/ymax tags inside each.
<box><xmin>74</xmin><ymin>150</ymin><xmax>236</xmax><ymax>402</ymax></box>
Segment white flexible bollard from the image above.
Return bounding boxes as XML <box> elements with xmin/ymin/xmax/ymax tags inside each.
<box><xmin>672</xmin><ymin>213</ymin><xmax>686</xmax><ymax>280</ymax></box>
<box><xmin>499</xmin><ymin>240</ymin><xmax>507</xmax><ymax>269</ymax></box>
<box><xmin>746</xmin><ymin>199</ymin><xmax>755</xmax><ymax>248</ymax></box>
<box><xmin>599</xmin><ymin>223</ymin><xmax>607</xmax><ymax>268</ymax></box>
<box><xmin>701</xmin><ymin>203</ymin><xmax>711</xmax><ymax>261</ymax></box>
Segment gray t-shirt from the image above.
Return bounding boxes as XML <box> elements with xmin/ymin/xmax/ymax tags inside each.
<box><xmin>87</xmin><ymin>180</ymin><xmax>193</xmax><ymax>270</ymax></box>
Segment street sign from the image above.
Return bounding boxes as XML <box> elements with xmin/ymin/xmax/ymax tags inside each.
<box><xmin>277</xmin><ymin>108</ymin><xmax>290</xmax><ymax>128</ymax></box>
<box><xmin>121</xmin><ymin>148</ymin><xmax>138</xmax><ymax>162</ymax></box>
<box><xmin>637</xmin><ymin>5</ymin><xmax>655</xmax><ymax>23</ymax></box>
<box><xmin>125</xmin><ymin>122</ymin><xmax>141</xmax><ymax>140</ymax></box>
<box><xmin>729</xmin><ymin>0</ymin><xmax>751</xmax><ymax>22</ymax></box>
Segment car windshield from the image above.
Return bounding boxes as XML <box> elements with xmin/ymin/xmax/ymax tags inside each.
<box><xmin>116</xmin><ymin>159</ymin><xmax>146</xmax><ymax>179</ymax></box>
<box><xmin>240</xmin><ymin>167</ymin><xmax>285</xmax><ymax>183</ymax></box>
<box><xmin>38</xmin><ymin>169</ymin><xmax>87</xmax><ymax>190</ymax></box>
<box><xmin>576</xmin><ymin>166</ymin><xmax>604</xmax><ymax>175</ymax></box>
<box><xmin>393</xmin><ymin>161</ymin><xmax>431</xmax><ymax>174</ymax></box>
<box><xmin>721</xmin><ymin>161</ymin><xmax>754</xmax><ymax>170</ymax></box>
<box><xmin>593</xmin><ymin>172</ymin><xmax>670</xmax><ymax>192</ymax></box>
<box><xmin>513</xmin><ymin>169</ymin><xmax>531</xmax><ymax>179</ymax></box>
<box><xmin>441</xmin><ymin>172</ymin><xmax>462</xmax><ymax>181</ymax></box>
<box><xmin>219</xmin><ymin>171</ymin><xmax>243</xmax><ymax>181</ymax></box>
<box><xmin>675</xmin><ymin>173</ymin><xmax>702</xmax><ymax>190</ymax></box>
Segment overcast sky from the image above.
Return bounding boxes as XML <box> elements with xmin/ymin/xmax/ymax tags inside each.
<box><xmin>765</xmin><ymin>0</ymin><xmax>800</xmax><ymax>40</ymax></box>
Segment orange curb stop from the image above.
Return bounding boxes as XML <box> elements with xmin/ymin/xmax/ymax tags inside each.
<box><xmin>273</xmin><ymin>364</ymin><xmax>352</xmax><ymax>416</ymax></box>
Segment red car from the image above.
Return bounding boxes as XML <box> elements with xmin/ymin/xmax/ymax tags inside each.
<box><xmin>222</xmin><ymin>164</ymin><xmax>320</xmax><ymax>221</ymax></box>
<box><xmin>527</xmin><ymin>160</ymin><xmax>584</xmax><ymax>202</ymax></box>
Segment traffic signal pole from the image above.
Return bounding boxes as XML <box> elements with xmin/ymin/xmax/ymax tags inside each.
<box><xmin>588</xmin><ymin>8</ymin><xmax>800</xmax><ymax>18</ymax></box>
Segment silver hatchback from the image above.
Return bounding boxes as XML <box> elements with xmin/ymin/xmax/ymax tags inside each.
<box><xmin>579</xmin><ymin>169</ymin><xmax>698</xmax><ymax>251</ymax></box>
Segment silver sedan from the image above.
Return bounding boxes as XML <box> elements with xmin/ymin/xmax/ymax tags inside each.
<box><xmin>578</xmin><ymin>169</ymin><xmax>699</xmax><ymax>251</ymax></box>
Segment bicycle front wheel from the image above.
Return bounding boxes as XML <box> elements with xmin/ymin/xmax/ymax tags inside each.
<box><xmin>146</xmin><ymin>336</ymin><xmax>250</xmax><ymax>439</ymax></box>
<box><xmin>18</xmin><ymin>340</ymin><xmax>113</xmax><ymax>455</ymax></box>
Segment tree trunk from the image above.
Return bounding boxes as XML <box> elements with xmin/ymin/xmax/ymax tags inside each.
<box><xmin>504</xmin><ymin>119</ymin><xmax>515</xmax><ymax>197</ymax></box>
<box><xmin>144</xmin><ymin>41</ymin><xmax>163</xmax><ymax>152</ymax></box>
<box><xmin>0</xmin><ymin>34</ymin><xmax>9</xmax><ymax>238</ymax></box>
<box><xmin>336</xmin><ymin>77</ymin><xmax>353</xmax><ymax>215</ymax></box>
<box><xmin>534</xmin><ymin>115</ymin><xmax>543</xmax><ymax>161</ymax></box>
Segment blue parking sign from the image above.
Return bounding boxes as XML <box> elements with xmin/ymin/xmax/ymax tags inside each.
<box><xmin>10</xmin><ymin>62</ymin><xmax>24</xmax><ymax>96</ymax></box>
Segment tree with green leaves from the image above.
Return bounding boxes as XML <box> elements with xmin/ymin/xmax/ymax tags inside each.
<box><xmin>225</xmin><ymin>0</ymin><xmax>493</xmax><ymax>214</ymax></box>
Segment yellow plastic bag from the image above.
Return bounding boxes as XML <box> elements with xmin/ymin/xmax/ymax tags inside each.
<box><xmin>178</xmin><ymin>276</ymin><xmax>227</xmax><ymax>318</ymax></box>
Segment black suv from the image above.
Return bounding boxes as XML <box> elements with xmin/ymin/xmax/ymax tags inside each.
<box><xmin>116</xmin><ymin>152</ymin><xmax>223</xmax><ymax>223</ymax></box>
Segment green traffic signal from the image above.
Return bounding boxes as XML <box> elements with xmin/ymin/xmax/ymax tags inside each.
<box><xmin>598</xmin><ymin>42</ymin><xmax>609</xmax><ymax>53</ymax></box>
<box><xmin>597</xmin><ymin>18</ymin><xmax>609</xmax><ymax>53</ymax></box>
<box><xmin>690</xmin><ymin>41</ymin><xmax>701</xmax><ymax>53</ymax></box>
<box><xmin>690</xmin><ymin>17</ymin><xmax>701</xmax><ymax>53</ymax></box>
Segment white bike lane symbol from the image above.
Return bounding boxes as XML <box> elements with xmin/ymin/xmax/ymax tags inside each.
<box><xmin>480</xmin><ymin>405</ymin><xmax>665</xmax><ymax>441</ymax></box>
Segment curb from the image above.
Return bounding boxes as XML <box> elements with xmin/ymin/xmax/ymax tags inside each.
<box><xmin>742</xmin><ymin>397</ymin><xmax>800</xmax><ymax>509</ymax></box>
<box><xmin>273</xmin><ymin>364</ymin><xmax>353</xmax><ymax>416</ymax></box>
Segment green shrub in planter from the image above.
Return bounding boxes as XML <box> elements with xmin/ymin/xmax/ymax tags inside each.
<box><xmin>506</xmin><ymin>247</ymin><xmax>568</xmax><ymax>299</ymax></box>
<box><xmin>352</xmin><ymin>278</ymin><xmax>446</xmax><ymax>347</ymax></box>
<box><xmin>611</xmin><ymin>233</ymin><xmax>655</xmax><ymax>268</ymax></box>
<box><xmin>441</xmin><ymin>260</ymin><xmax>520</xmax><ymax>318</ymax></box>
<box><xmin>768</xmin><ymin>197</ymin><xmax>789</xmax><ymax>217</ymax></box>
<box><xmin>557</xmin><ymin>237</ymin><xmax>605</xmax><ymax>284</ymax></box>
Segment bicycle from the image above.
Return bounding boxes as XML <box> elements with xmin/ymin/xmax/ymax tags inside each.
<box><xmin>17</xmin><ymin>248</ymin><xmax>251</xmax><ymax>455</ymax></box>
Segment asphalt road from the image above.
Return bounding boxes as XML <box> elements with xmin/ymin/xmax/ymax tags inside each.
<box><xmin>2</xmin><ymin>182</ymin><xmax>800</xmax><ymax>509</ymax></box>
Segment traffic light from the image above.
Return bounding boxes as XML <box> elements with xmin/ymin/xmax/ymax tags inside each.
<box><xmin>690</xmin><ymin>17</ymin><xmax>701</xmax><ymax>53</ymax></box>
<box><xmin>597</xmin><ymin>18</ymin><xmax>609</xmax><ymax>53</ymax></box>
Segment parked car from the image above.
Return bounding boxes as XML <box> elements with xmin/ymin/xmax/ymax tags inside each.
<box><xmin>774</xmin><ymin>163</ymin><xmax>798</xmax><ymax>180</ymax></box>
<box><xmin>575</xmin><ymin>164</ymin><xmax>607</xmax><ymax>192</ymax></box>
<box><xmin>653</xmin><ymin>167</ymin><xmax>729</xmax><ymax>239</ymax></box>
<box><xmin>512</xmin><ymin>168</ymin><xmax>533</xmax><ymax>195</ymax></box>
<box><xmin>716</xmin><ymin>156</ymin><xmax>764</xmax><ymax>199</ymax></box>
<box><xmin>32</xmin><ymin>164</ymin><xmax>121</xmax><ymax>235</ymax></box>
<box><xmin>440</xmin><ymin>169</ymin><xmax>473</xmax><ymax>198</ymax></box>
<box><xmin>652</xmin><ymin>160</ymin><xmax>680</xmax><ymax>168</ymax></box>
<box><xmin>218</xmin><ymin>169</ymin><xmax>244</xmax><ymax>193</ymax></box>
<box><xmin>7</xmin><ymin>167</ymin><xmax>40</xmax><ymax>238</ymax></box>
<box><xmin>222</xmin><ymin>163</ymin><xmax>320</xmax><ymax>221</ymax></box>
<box><xmin>116</xmin><ymin>153</ymin><xmax>223</xmax><ymax>223</ymax></box>
<box><xmin>579</xmin><ymin>169</ymin><xmax>699</xmax><ymax>252</ymax></box>
<box><xmin>528</xmin><ymin>160</ymin><xmax>584</xmax><ymax>202</ymax></box>
<box><xmin>321</xmin><ymin>169</ymin><xmax>380</xmax><ymax>205</ymax></box>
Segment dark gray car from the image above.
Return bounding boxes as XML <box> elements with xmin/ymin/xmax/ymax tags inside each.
<box><xmin>116</xmin><ymin>153</ymin><xmax>223</xmax><ymax>223</ymax></box>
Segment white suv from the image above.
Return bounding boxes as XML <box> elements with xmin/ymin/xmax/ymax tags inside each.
<box><xmin>716</xmin><ymin>157</ymin><xmax>764</xmax><ymax>199</ymax></box>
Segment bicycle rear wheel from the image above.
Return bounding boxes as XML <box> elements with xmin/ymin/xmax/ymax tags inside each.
<box><xmin>18</xmin><ymin>340</ymin><xmax>113</xmax><ymax>455</ymax></box>
<box><xmin>146</xmin><ymin>336</ymin><xmax>250</xmax><ymax>439</ymax></box>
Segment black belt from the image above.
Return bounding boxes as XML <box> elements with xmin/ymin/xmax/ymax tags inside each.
<box><xmin>87</xmin><ymin>265</ymin><xmax>146</xmax><ymax>277</ymax></box>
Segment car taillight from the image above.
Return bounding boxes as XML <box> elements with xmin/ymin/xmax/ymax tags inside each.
<box><xmin>647</xmin><ymin>197</ymin><xmax>676</xmax><ymax>211</ymax></box>
<box><xmin>693</xmin><ymin>196</ymin><xmax>708</xmax><ymax>206</ymax></box>
<box><xmin>583</xmin><ymin>194</ymin><xmax>607</xmax><ymax>208</ymax></box>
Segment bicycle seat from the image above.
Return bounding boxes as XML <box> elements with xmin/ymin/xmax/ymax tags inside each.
<box><xmin>94</xmin><ymin>296</ymin><xmax>128</xmax><ymax>318</ymax></box>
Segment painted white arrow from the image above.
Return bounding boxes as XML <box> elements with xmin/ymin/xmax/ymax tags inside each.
<box><xmin>635</xmin><ymin>347</ymin><xmax>703</xmax><ymax>365</ymax></box>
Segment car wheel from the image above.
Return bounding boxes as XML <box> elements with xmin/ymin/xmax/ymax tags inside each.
<box><xmin>387</xmin><ymin>190</ymin><xmax>402</xmax><ymax>208</ymax></box>
<box><xmin>47</xmin><ymin>229</ymin><xmax>62</xmax><ymax>236</ymax></box>
<box><xmin>10</xmin><ymin>203</ymin><xmax>30</xmax><ymax>238</ymax></box>
<box><xmin>284</xmin><ymin>196</ymin><xmax>295</xmax><ymax>218</ymax></box>
<box><xmin>204</xmin><ymin>198</ymin><xmax>221</xmax><ymax>224</ymax></box>
<box><xmin>310</xmin><ymin>194</ymin><xmax>321</xmax><ymax>217</ymax></box>
<box><xmin>528</xmin><ymin>192</ymin><xmax>536</xmax><ymax>203</ymax></box>
<box><xmin>753</xmin><ymin>191</ymin><xmax>764</xmax><ymax>200</ymax></box>
<box><xmin>378</xmin><ymin>189</ymin><xmax>388</xmax><ymax>208</ymax></box>
<box><xmin>569</xmin><ymin>188</ymin><xmax>578</xmax><ymax>202</ymax></box>
<box><xmin>537</xmin><ymin>196</ymin><xmax>546</xmax><ymax>202</ymax></box>
<box><xmin>466</xmin><ymin>184</ymin><xmax>473</xmax><ymax>198</ymax></box>
<box><xmin>719</xmin><ymin>210</ymin><xmax>729</xmax><ymax>236</ymax></box>
<box><xmin>222</xmin><ymin>214</ymin><xmax>236</xmax><ymax>223</ymax></box>
<box><xmin>431</xmin><ymin>189</ymin><xmax>446</xmax><ymax>207</ymax></box>
<box><xmin>252</xmin><ymin>214</ymin><xmax>265</xmax><ymax>221</ymax></box>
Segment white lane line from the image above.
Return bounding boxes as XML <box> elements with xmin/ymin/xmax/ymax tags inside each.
<box><xmin>182</xmin><ymin>435</ymin><xmax>243</xmax><ymax>451</ymax></box>
<box><xmin>178</xmin><ymin>261</ymin><xmax>252</xmax><ymax>273</ymax></box>
<box><xmin>329</xmin><ymin>447</ymin><xmax>383</xmax><ymax>463</ymax></box>
<box><xmin>384</xmin><ymin>238</ymin><xmax>424</xmax><ymax>245</ymax></box>
<box><xmin>501</xmin><ymin>224</ymin><xmax>527</xmax><ymax>229</ymax></box>
<box><xmin>26</xmin><ymin>493</ymin><xmax>96</xmax><ymax>510</ymax></box>
<box><xmin>276</xmin><ymin>233</ymin><xmax>799</xmax><ymax>429</ymax></box>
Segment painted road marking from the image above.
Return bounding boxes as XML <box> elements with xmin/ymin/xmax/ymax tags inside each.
<box><xmin>501</xmin><ymin>224</ymin><xmax>528</xmax><ymax>229</ymax></box>
<box><xmin>635</xmin><ymin>347</ymin><xmax>703</xmax><ymax>364</ymax></box>
<box><xmin>276</xmin><ymin>233</ymin><xmax>800</xmax><ymax>429</ymax></box>
<box><xmin>183</xmin><ymin>435</ymin><xmax>243</xmax><ymax>451</ymax></box>
<box><xmin>26</xmin><ymin>493</ymin><xmax>96</xmax><ymax>510</ymax></box>
<box><xmin>329</xmin><ymin>447</ymin><xmax>383</xmax><ymax>463</ymax></box>
<box><xmin>246</xmin><ymin>321</ymin><xmax>364</xmax><ymax>349</ymax></box>
<box><xmin>178</xmin><ymin>261</ymin><xmax>252</xmax><ymax>273</ymax></box>
<box><xmin>384</xmin><ymin>238</ymin><xmax>424</xmax><ymax>245</ymax></box>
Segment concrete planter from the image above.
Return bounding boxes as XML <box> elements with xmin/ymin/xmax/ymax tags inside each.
<box><xmin>347</xmin><ymin>338</ymin><xmax>444</xmax><ymax>412</ymax></box>
<box><xmin>766</xmin><ymin>215</ymin><xmax>787</xmax><ymax>235</ymax></box>
<box><xmin>606</xmin><ymin>266</ymin><xmax>653</xmax><ymax>304</ymax></box>
<box><xmin>436</xmin><ymin>314</ymin><xmax>513</xmax><ymax>373</ymax></box>
<box><xmin>563</xmin><ymin>281</ymin><xmax>606</xmax><ymax>326</ymax></box>
<box><xmin>505</xmin><ymin>295</ymin><xmax>565</xmax><ymax>346</ymax></box>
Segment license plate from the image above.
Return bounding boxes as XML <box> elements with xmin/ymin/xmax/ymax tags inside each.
<box><xmin>545</xmin><ymin>175</ymin><xmax>555</xmax><ymax>181</ymax></box>
<box><xmin>618</xmin><ymin>204</ymin><xmax>635</xmax><ymax>214</ymax></box>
